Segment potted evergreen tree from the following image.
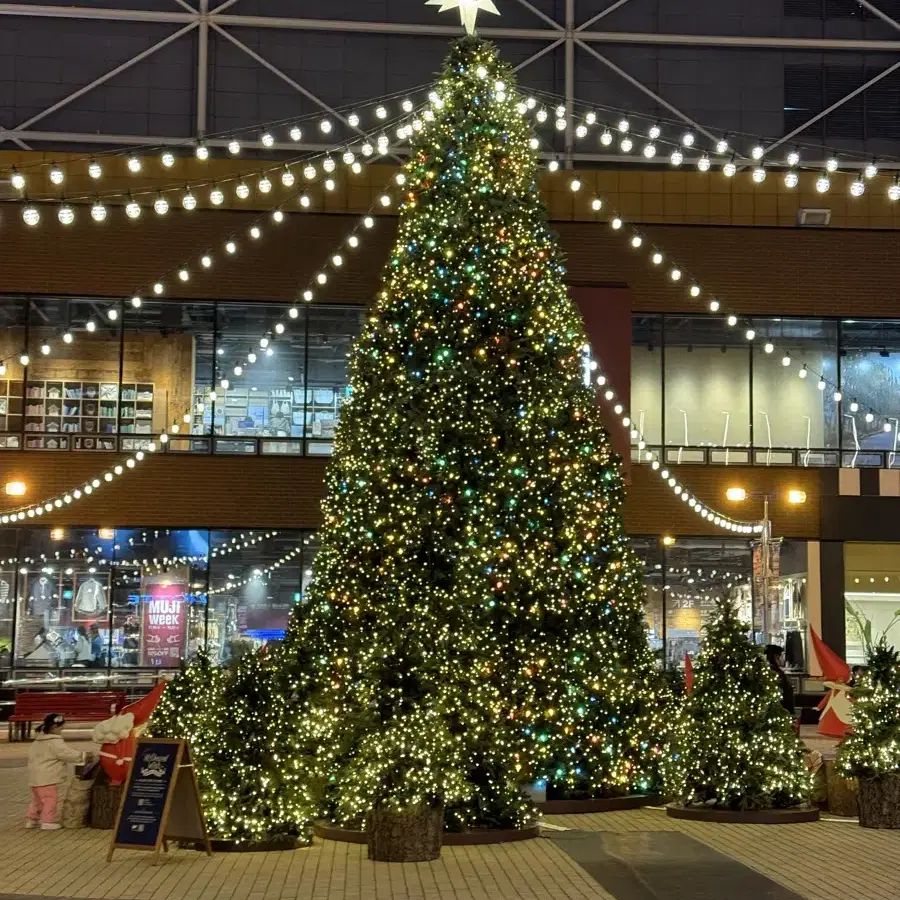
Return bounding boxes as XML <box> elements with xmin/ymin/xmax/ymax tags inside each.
<box><xmin>666</xmin><ymin>598</ymin><xmax>815</xmax><ymax>822</ymax></box>
<box><xmin>837</xmin><ymin>639</ymin><xmax>900</xmax><ymax>828</ymax></box>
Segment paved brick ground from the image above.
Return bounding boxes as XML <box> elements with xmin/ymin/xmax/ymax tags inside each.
<box><xmin>0</xmin><ymin>768</ymin><xmax>898</xmax><ymax>900</ymax></box>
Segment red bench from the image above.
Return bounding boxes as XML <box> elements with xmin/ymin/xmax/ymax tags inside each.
<box><xmin>8</xmin><ymin>691</ymin><xmax>126</xmax><ymax>742</ymax></box>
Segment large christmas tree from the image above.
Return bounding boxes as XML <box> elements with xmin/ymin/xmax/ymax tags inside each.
<box><xmin>668</xmin><ymin>599</ymin><xmax>810</xmax><ymax>811</ymax></box>
<box><xmin>273</xmin><ymin>35</ymin><xmax>664</xmax><ymax>830</ymax></box>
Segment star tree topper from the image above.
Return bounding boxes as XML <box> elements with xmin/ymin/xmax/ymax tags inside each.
<box><xmin>426</xmin><ymin>0</ymin><xmax>500</xmax><ymax>35</ymax></box>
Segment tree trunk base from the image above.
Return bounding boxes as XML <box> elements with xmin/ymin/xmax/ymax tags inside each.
<box><xmin>857</xmin><ymin>774</ymin><xmax>900</xmax><ymax>829</ymax></box>
<box><xmin>824</xmin><ymin>760</ymin><xmax>858</xmax><ymax>818</ymax></box>
<box><xmin>367</xmin><ymin>805</ymin><xmax>444</xmax><ymax>862</ymax></box>
<box><xmin>90</xmin><ymin>779</ymin><xmax>124</xmax><ymax>830</ymax></box>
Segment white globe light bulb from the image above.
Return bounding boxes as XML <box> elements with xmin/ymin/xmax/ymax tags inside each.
<box><xmin>620</xmin><ymin>137</ymin><xmax>633</xmax><ymax>153</ymax></box>
<box><xmin>752</xmin><ymin>166</ymin><xmax>766</xmax><ymax>183</ymax></box>
<box><xmin>290</xmin><ymin>125</ymin><xmax>302</xmax><ymax>141</ymax></box>
<box><xmin>195</xmin><ymin>144</ymin><xmax>209</xmax><ymax>160</ymax></box>
<box><xmin>697</xmin><ymin>154</ymin><xmax>711</xmax><ymax>172</ymax></box>
<box><xmin>715</xmin><ymin>137</ymin><xmax>729</xmax><ymax>154</ymax></box>
<box><xmin>183</xmin><ymin>190</ymin><xmax>197</xmax><ymax>211</ymax></box>
<box><xmin>258</xmin><ymin>176</ymin><xmax>272</xmax><ymax>193</ymax></box>
<box><xmin>723</xmin><ymin>161</ymin><xmax>737</xmax><ymax>177</ymax></box>
<box><xmin>57</xmin><ymin>204</ymin><xmax>74</xmax><ymax>225</ymax></box>
<box><xmin>751</xmin><ymin>144</ymin><xmax>764</xmax><ymax>160</ymax></box>
<box><xmin>210</xmin><ymin>186</ymin><xmax>224</xmax><ymax>206</ymax></box>
<box><xmin>889</xmin><ymin>183</ymin><xmax>900</xmax><ymax>202</ymax></box>
<box><xmin>682</xmin><ymin>132</ymin><xmax>695</xmax><ymax>147</ymax></box>
<box><xmin>160</xmin><ymin>151</ymin><xmax>175</xmax><ymax>168</ymax></box>
<box><xmin>236</xmin><ymin>182</ymin><xmax>250</xmax><ymax>199</ymax></box>
<box><xmin>642</xmin><ymin>142</ymin><xmax>657</xmax><ymax>159</ymax></box>
<box><xmin>261</xmin><ymin>132</ymin><xmax>275</xmax><ymax>147</ymax></box>
<box><xmin>49</xmin><ymin>166</ymin><xmax>64</xmax><ymax>185</ymax></box>
<box><xmin>784</xmin><ymin>170</ymin><xmax>799</xmax><ymax>189</ymax></box>
<box><xmin>281</xmin><ymin>168</ymin><xmax>295</xmax><ymax>187</ymax></box>
<box><xmin>127</xmin><ymin>156</ymin><xmax>142</xmax><ymax>173</ymax></box>
<box><xmin>11</xmin><ymin>169</ymin><xmax>26</xmax><ymax>191</ymax></box>
<box><xmin>154</xmin><ymin>195</ymin><xmax>169</xmax><ymax>215</ymax></box>
<box><xmin>228</xmin><ymin>140</ymin><xmax>241</xmax><ymax>155</ymax></box>
<box><xmin>816</xmin><ymin>174</ymin><xmax>831</xmax><ymax>193</ymax></box>
<box><xmin>865</xmin><ymin>162</ymin><xmax>878</xmax><ymax>179</ymax></box>
<box><xmin>126</xmin><ymin>200</ymin><xmax>141</xmax><ymax>219</ymax></box>
<box><xmin>91</xmin><ymin>201</ymin><xmax>107</xmax><ymax>222</ymax></box>
<box><xmin>787</xmin><ymin>149</ymin><xmax>800</xmax><ymax>167</ymax></box>
<box><xmin>88</xmin><ymin>160</ymin><xmax>102</xmax><ymax>179</ymax></box>
<box><xmin>670</xmin><ymin>149</ymin><xmax>683</xmax><ymax>166</ymax></box>
<box><xmin>826</xmin><ymin>156</ymin><xmax>839</xmax><ymax>173</ymax></box>
<box><xmin>850</xmin><ymin>178</ymin><xmax>865</xmax><ymax>197</ymax></box>
<box><xmin>22</xmin><ymin>205</ymin><xmax>40</xmax><ymax>226</ymax></box>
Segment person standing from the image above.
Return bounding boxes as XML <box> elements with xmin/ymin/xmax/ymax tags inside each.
<box><xmin>26</xmin><ymin>714</ymin><xmax>86</xmax><ymax>830</ymax></box>
<box><xmin>765</xmin><ymin>643</ymin><xmax>796</xmax><ymax>716</ymax></box>
<box><xmin>72</xmin><ymin>626</ymin><xmax>93</xmax><ymax>666</ymax></box>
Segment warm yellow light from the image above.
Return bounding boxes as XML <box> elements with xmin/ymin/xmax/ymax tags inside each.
<box><xmin>662</xmin><ymin>535</ymin><xmax>676</xmax><ymax>546</ymax></box>
<box><xmin>4</xmin><ymin>481</ymin><xmax>26</xmax><ymax>497</ymax></box>
<box><xmin>726</xmin><ymin>487</ymin><xmax>747</xmax><ymax>502</ymax></box>
<box><xmin>787</xmin><ymin>490</ymin><xmax>807</xmax><ymax>505</ymax></box>
<box><xmin>50</xmin><ymin>528</ymin><xmax>66</xmax><ymax>541</ymax></box>
<box><xmin>98</xmin><ymin>527</ymin><xmax>115</xmax><ymax>540</ymax></box>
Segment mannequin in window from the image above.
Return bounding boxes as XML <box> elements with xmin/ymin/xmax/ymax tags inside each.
<box><xmin>28</xmin><ymin>576</ymin><xmax>55</xmax><ymax>629</ymax></box>
<box><xmin>75</xmin><ymin>575</ymin><xmax>106</xmax><ymax>616</ymax></box>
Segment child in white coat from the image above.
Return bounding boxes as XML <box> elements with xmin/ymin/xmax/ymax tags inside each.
<box><xmin>26</xmin><ymin>713</ymin><xmax>86</xmax><ymax>830</ymax></box>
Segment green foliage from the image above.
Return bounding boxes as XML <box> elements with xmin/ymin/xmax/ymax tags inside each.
<box><xmin>150</xmin><ymin>650</ymin><xmax>315</xmax><ymax>843</ymax></box>
<box><xmin>668</xmin><ymin>599</ymin><xmax>810</xmax><ymax>810</ymax></box>
<box><xmin>838</xmin><ymin>639</ymin><xmax>900</xmax><ymax>779</ymax></box>
<box><xmin>148</xmin><ymin>651</ymin><xmax>225</xmax><ymax>796</ymax></box>
<box><xmin>274</xmin><ymin>35</ymin><xmax>663</xmax><ymax>826</ymax></box>
<box><xmin>167</xmin><ymin>35</ymin><xmax>665</xmax><ymax>835</ymax></box>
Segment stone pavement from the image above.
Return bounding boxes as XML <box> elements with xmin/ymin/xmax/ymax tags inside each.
<box><xmin>0</xmin><ymin>767</ymin><xmax>898</xmax><ymax>900</ymax></box>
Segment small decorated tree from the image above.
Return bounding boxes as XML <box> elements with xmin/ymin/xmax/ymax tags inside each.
<box><xmin>149</xmin><ymin>651</ymin><xmax>225</xmax><ymax>783</ymax></box>
<box><xmin>837</xmin><ymin>639</ymin><xmax>900</xmax><ymax>828</ymax></box>
<box><xmin>669</xmin><ymin>599</ymin><xmax>810</xmax><ymax>812</ymax></box>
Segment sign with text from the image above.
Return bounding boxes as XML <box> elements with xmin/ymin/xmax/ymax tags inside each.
<box><xmin>108</xmin><ymin>738</ymin><xmax>210</xmax><ymax>863</ymax></box>
<box><xmin>140</xmin><ymin>573</ymin><xmax>187</xmax><ymax>667</ymax></box>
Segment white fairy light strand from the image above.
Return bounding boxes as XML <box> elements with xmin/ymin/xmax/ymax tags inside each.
<box><xmin>5</xmin><ymin>86</ymin><xmax>432</xmax><ymax>198</ymax></box>
<box><xmin>592</xmin><ymin>367</ymin><xmax>762</xmax><ymax>534</ymax></box>
<box><xmin>586</xmin><ymin>193</ymin><xmax>894</xmax><ymax>436</ymax></box>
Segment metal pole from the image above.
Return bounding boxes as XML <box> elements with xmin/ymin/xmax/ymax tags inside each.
<box><xmin>197</xmin><ymin>0</ymin><xmax>209</xmax><ymax>138</ymax></box>
<box><xmin>565</xmin><ymin>0</ymin><xmax>575</xmax><ymax>168</ymax></box>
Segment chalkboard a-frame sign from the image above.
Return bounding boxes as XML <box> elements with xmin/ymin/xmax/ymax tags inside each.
<box><xmin>107</xmin><ymin>738</ymin><xmax>212</xmax><ymax>863</ymax></box>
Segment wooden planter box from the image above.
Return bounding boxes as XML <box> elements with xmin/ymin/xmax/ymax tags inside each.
<box><xmin>857</xmin><ymin>774</ymin><xmax>900</xmax><ymax>829</ymax></box>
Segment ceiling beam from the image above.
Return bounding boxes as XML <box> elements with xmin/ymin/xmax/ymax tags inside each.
<box><xmin>2</xmin><ymin>5</ymin><xmax>900</xmax><ymax>50</ymax></box>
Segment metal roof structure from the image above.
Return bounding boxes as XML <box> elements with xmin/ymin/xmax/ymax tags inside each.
<box><xmin>3</xmin><ymin>0</ymin><xmax>900</xmax><ymax>162</ymax></box>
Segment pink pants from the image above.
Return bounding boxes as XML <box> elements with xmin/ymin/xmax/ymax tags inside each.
<box><xmin>26</xmin><ymin>785</ymin><xmax>59</xmax><ymax>825</ymax></box>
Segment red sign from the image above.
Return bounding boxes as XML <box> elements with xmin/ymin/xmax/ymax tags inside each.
<box><xmin>141</xmin><ymin>579</ymin><xmax>186</xmax><ymax>667</ymax></box>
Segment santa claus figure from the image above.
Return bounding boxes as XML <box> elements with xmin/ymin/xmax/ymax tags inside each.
<box><xmin>810</xmin><ymin>628</ymin><xmax>853</xmax><ymax>739</ymax></box>
<box><xmin>92</xmin><ymin>682</ymin><xmax>166</xmax><ymax>784</ymax></box>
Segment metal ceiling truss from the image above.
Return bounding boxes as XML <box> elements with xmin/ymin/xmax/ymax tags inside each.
<box><xmin>1</xmin><ymin>0</ymin><xmax>900</xmax><ymax>162</ymax></box>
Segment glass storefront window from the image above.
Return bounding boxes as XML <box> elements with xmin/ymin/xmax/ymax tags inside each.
<box><xmin>212</xmin><ymin>303</ymin><xmax>307</xmax><ymax>454</ymax></box>
<box><xmin>663</xmin><ymin>316</ymin><xmax>751</xmax><ymax>457</ymax></box>
<box><xmin>840</xmin><ymin>320</ymin><xmax>900</xmax><ymax>463</ymax></box>
<box><xmin>123</xmin><ymin>301</ymin><xmax>216</xmax><ymax>451</ymax></box>
<box><xmin>0</xmin><ymin>295</ymin><xmax>365</xmax><ymax>457</ymax></box>
<box><xmin>631</xmin><ymin>316</ymin><xmax>662</xmax><ymax>448</ymax></box>
<box><xmin>632</xmin><ymin>538</ymin><xmax>664</xmax><ymax>658</ymax></box>
<box><xmin>662</xmin><ymin>538</ymin><xmax>753</xmax><ymax>666</ymax></box>
<box><xmin>23</xmin><ymin>298</ymin><xmax>122</xmax><ymax>452</ymax></box>
<box><xmin>844</xmin><ymin>542</ymin><xmax>900</xmax><ymax>666</ymax></box>
<box><xmin>0</xmin><ymin>526</ymin><xmax>320</xmax><ymax>677</ymax></box>
<box><xmin>306</xmin><ymin>307</ymin><xmax>365</xmax><ymax>455</ymax></box>
<box><xmin>0</xmin><ymin>297</ymin><xmax>27</xmax><ymax>449</ymax></box>
<box><xmin>207</xmin><ymin>531</ymin><xmax>310</xmax><ymax>662</ymax></box>
<box><xmin>752</xmin><ymin>318</ymin><xmax>839</xmax><ymax>459</ymax></box>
